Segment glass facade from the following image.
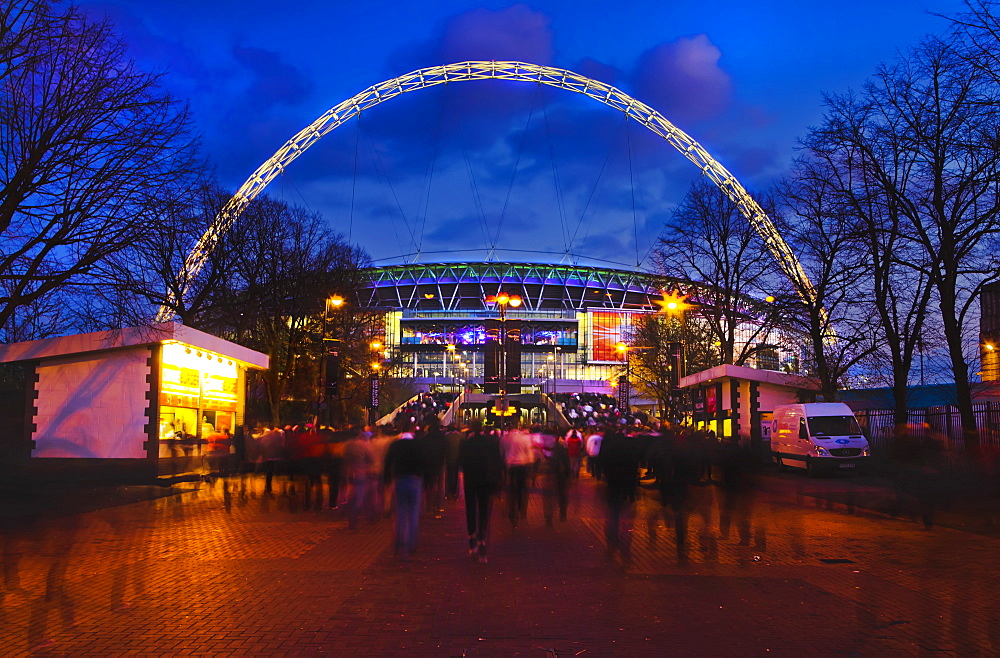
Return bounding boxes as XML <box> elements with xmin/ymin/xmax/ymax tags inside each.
<box><xmin>361</xmin><ymin>262</ymin><xmax>805</xmax><ymax>397</ymax></box>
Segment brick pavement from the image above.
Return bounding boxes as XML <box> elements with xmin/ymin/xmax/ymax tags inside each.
<box><xmin>0</xmin><ymin>470</ymin><xmax>997</xmax><ymax>656</ymax></box>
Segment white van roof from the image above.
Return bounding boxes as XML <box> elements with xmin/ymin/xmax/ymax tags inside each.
<box><xmin>774</xmin><ymin>402</ymin><xmax>854</xmax><ymax>417</ymax></box>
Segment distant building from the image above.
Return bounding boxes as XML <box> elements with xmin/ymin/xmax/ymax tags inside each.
<box><xmin>981</xmin><ymin>282</ymin><xmax>1000</xmax><ymax>382</ymax></box>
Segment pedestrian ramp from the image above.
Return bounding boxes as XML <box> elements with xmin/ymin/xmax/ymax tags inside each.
<box><xmin>439</xmin><ymin>391</ymin><xmax>571</xmax><ymax>428</ymax></box>
<box><xmin>375</xmin><ymin>392</ymin><xmax>453</xmax><ymax>427</ymax></box>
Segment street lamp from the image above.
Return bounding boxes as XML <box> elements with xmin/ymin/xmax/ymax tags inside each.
<box><xmin>321</xmin><ymin>295</ymin><xmax>345</xmax><ymax>426</ymax></box>
<box><xmin>657</xmin><ymin>290</ymin><xmax>692</xmax><ymax>376</ymax></box>
<box><xmin>545</xmin><ymin>344</ymin><xmax>562</xmax><ymax>397</ymax></box>
<box><xmin>485</xmin><ymin>291</ymin><xmax>522</xmax><ymax>425</ymax></box>
<box><xmin>657</xmin><ymin>290</ymin><xmax>694</xmax><ymax>423</ymax></box>
<box><xmin>368</xmin><ymin>341</ymin><xmax>383</xmax><ymax>426</ymax></box>
<box><xmin>616</xmin><ymin>342</ymin><xmax>630</xmax><ymax>412</ymax></box>
<box><xmin>446</xmin><ymin>343</ymin><xmax>456</xmax><ymax>392</ymax></box>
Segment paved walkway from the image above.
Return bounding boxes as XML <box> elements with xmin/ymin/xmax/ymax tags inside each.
<box><xmin>0</xmin><ymin>470</ymin><xmax>997</xmax><ymax>656</ymax></box>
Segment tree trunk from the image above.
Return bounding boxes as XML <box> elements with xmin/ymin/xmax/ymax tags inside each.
<box><xmin>939</xmin><ymin>288</ymin><xmax>978</xmax><ymax>453</ymax></box>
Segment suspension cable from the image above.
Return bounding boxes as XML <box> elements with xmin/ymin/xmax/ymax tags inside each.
<box><xmin>541</xmin><ymin>96</ymin><xmax>570</xmax><ymax>254</ymax></box>
<box><xmin>491</xmin><ymin>82</ymin><xmax>542</xmax><ymax>260</ymax></box>
<box><xmin>349</xmin><ymin>112</ymin><xmax>361</xmax><ymax>243</ymax></box>
<box><xmin>568</xmin><ymin>114</ymin><xmax>627</xmax><ymax>256</ymax></box>
<box><xmin>363</xmin><ymin>126</ymin><xmax>416</xmax><ymax>258</ymax></box>
<box><xmin>462</xmin><ymin>144</ymin><xmax>493</xmax><ymax>253</ymax></box>
<box><xmin>625</xmin><ymin>114</ymin><xmax>641</xmax><ymax>268</ymax></box>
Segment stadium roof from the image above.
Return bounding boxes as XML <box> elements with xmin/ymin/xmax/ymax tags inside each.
<box><xmin>360</xmin><ymin>262</ymin><xmax>679</xmax><ymax>312</ymax></box>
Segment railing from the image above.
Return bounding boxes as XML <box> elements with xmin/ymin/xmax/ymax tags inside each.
<box><xmin>854</xmin><ymin>402</ymin><xmax>1000</xmax><ymax>458</ymax></box>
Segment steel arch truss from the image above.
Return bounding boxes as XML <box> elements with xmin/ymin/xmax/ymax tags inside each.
<box><xmin>162</xmin><ymin>61</ymin><xmax>816</xmax><ymax>320</ymax></box>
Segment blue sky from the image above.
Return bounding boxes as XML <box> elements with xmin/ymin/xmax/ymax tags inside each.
<box><xmin>83</xmin><ymin>0</ymin><xmax>965</xmax><ymax>269</ymax></box>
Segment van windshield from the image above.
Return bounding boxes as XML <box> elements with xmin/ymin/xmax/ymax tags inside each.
<box><xmin>807</xmin><ymin>415</ymin><xmax>862</xmax><ymax>437</ymax></box>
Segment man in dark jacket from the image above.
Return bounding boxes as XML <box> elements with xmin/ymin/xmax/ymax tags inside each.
<box><xmin>457</xmin><ymin>419</ymin><xmax>504</xmax><ymax>564</ymax></box>
<box><xmin>599</xmin><ymin>427</ymin><xmax>640</xmax><ymax>567</ymax></box>
<box><xmin>383</xmin><ymin>421</ymin><xmax>426</xmax><ymax>559</ymax></box>
<box><xmin>420</xmin><ymin>416</ymin><xmax>448</xmax><ymax>516</ymax></box>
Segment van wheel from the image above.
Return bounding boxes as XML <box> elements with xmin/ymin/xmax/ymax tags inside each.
<box><xmin>806</xmin><ymin>458</ymin><xmax>818</xmax><ymax>478</ymax></box>
<box><xmin>774</xmin><ymin>455</ymin><xmax>787</xmax><ymax>472</ymax></box>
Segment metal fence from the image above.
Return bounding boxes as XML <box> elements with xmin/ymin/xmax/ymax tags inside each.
<box><xmin>855</xmin><ymin>402</ymin><xmax>1000</xmax><ymax>458</ymax></box>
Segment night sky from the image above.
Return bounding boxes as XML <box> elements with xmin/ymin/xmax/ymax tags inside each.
<box><xmin>82</xmin><ymin>0</ymin><xmax>964</xmax><ymax>269</ymax></box>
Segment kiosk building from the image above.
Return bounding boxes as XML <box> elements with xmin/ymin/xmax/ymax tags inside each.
<box><xmin>0</xmin><ymin>323</ymin><xmax>268</xmax><ymax>481</ymax></box>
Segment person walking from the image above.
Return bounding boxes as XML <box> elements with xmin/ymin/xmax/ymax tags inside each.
<box><xmin>599</xmin><ymin>427</ymin><xmax>640</xmax><ymax>567</ymax></box>
<box><xmin>420</xmin><ymin>416</ymin><xmax>448</xmax><ymax>516</ymax></box>
<box><xmin>585</xmin><ymin>429</ymin><xmax>604</xmax><ymax>480</ymax></box>
<box><xmin>260</xmin><ymin>427</ymin><xmax>284</xmax><ymax>495</ymax></box>
<box><xmin>343</xmin><ymin>428</ymin><xmax>374</xmax><ymax>528</ymax></box>
<box><xmin>444</xmin><ymin>424</ymin><xmax>463</xmax><ymax>500</ymax></box>
<box><xmin>500</xmin><ymin>426</ymin><xmax>534</xmax><ymax>528</ymax></box>
<box><xmin>457</xmin><ymin>419</ymin><xmax>504</xmax><ymax>563</ymax></box>
<box><xmin>565</xmin><ymin>428</ymin><xmax>584</xmax><ymax>479</ymax></box>
<box><xmin>383</xmin><ymin>421</ymin><xmax>426</xmax><ymax>560</ymax></box>
<box><xmin>540</xmin><ymin>431</ymin><xmax>571</xmax><ymax>525</ymax></box>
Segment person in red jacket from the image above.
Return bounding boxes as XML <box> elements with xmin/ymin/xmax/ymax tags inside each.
<box><xmin>565</xmin><ymin>428</ymin><xmax>584</xmax><ymax>479</ymax></box>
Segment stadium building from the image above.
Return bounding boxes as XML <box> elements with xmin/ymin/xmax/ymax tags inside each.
<box><xmin>358</xmin><ymin>261</ymin><xmax>799</xmax><ymax>411</ymax></box>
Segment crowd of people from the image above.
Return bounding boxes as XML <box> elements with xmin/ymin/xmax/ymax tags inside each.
<box><xmin>198</xmin><ymin>412</ymin><xmax>759</xmax><ymax>569</ymax></box>
<box><xmin>553</xmin><ymin>392</ymin><xmax>652</xmax><ymax>428</ymax></box>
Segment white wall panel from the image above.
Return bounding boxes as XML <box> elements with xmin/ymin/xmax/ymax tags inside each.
<box><xmin>32</xmin><ymin>348</ymin><xmax>151</xmax><ymax>458</ymax></box>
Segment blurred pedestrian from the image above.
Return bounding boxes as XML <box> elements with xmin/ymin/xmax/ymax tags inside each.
<box><xmin>540</xmin><ymin>430</ymin><xmax>571</xmax><ymax>525</ymax></box>
<box><xmin>444</xmin><ymin>424</ymin><xmax>463</xmax><ymax>500</ymax></box>
<box><xmin>420</xmin><ymin>416</ymin><xmax>448</xmax><ymax>516</ymax></box>
<box><xmin>565</xmin><ymin>427</ymin><xmax>584</xmax><ymax>479</ymax></box>
<box><xmin>501</xmin><ymin>427</ymin><xmax>534</xmax><ymax>528</ymax></box>
<box><xmin>718</xmin><ymin>436</ymin><xmax>762</xmax><ymax>549</ymax></box>
<box><xmin>599</xmin><ymin>427</ymin><xmax>640</xmax><ymax>567</ymax></box>
<box><xmin>458</xmin><ymin>419</ymin><xmax>504</xmax><ymax>563</ymax></box>
<box><xmin>259</xmin><ymin>427</ymin><xmax>284</xmax><ymax>495</ymax></box>
<box><xmin>344</xmin><ymin>428</ymin><xmax>374</xmax><ymax>528</ymax></box>
<box><xmin>369</xmin><ymin>425</ymin><xmax>394</xmax><ymax>516</ymax></box>
<box><xmin>585</xmin><ymin>429</ymin><xmax>604</xmax><ymax>480</ymax></box>
<box><xmin>383</xmin><ymin>421</ymin><xmax>427</xmax><ymax>559</ymax></box>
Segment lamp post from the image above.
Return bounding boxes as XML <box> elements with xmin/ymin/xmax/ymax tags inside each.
<box><xmin>616</xmin><ymin>342</ymin><xmax>630</xmax><ymax>412</ymax></box>
<box><xmin>446</xmin><ymin>343</ymin><xmax>456</xmax><ymax>392</ymax></box>
<box><xmin>369</xmin><ymin>341</ymin><xmax>383</xmax><ymax>426</ymax></box>
<box><xmin>485</xmin><ymin>291</ymin><xmax>522</xmax><ymax>426</ymax></box>
<box><xmin>554</xmin><ymin>345</ymin><xmax>561</xmax><ymax>396</ymax></box>
<box><xmin>657</xmin><ymin>290</ymin><xmax>693</xmax><ymax>422</ymax></box>
<box><xmin>321</xmin><ymin>295</ymin><xmax>345</xmax><ymax>427</ymax></box>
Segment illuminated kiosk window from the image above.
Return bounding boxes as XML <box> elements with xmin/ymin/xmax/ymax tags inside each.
<box><xmin>158</xmin><ymin>342</ymin><xmax>242</xmax><ymax>460</ymax></box>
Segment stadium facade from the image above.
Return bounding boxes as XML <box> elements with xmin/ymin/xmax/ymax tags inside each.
<box><xmin>358</xmin><ymin>262</ymin><xmax>798</xmax><ymax>408</ymax></box>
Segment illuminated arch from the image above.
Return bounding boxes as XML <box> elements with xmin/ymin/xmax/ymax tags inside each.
<box><xmin>160</xmin><ymin>61</ymin><xmax>815</xmax><ymax>320</ymax></box>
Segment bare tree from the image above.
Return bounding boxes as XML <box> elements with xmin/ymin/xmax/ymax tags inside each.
<box><xmin>777</xmin><ymin>169</ymin><xmax>880</xmax><ymax>400</ymax></box>
<box><xmin>0</xmin><ymin>0</ymin><xmax>202</xmax><ymax>341</ymax></box>
<box><xmin>796</xmin><ymin>37</ymin><xmax>1000</xmax><ymax>448</ymax></box>
<box><xmin>626</xmin><ymin>314</ymin><xmax>681</xmax><ymax>418</ymax></box>
<box><xmin>655</xmin><ymin>181</ymin><xmax>788</xmax><ymax>367</ymax></box>
<box><xmin>945</xmin><ymin>1</ymin><xmax>1000</xmax><ymax>86</ymax></box>
<box><xmin>199</xmin><ymin>197</ymin><xmax>369</xmax><ymax>425</ymax></box>
<box><xmin>797</xmin><ymin>100</ymin><xmax>937</xmax><ymax>425</ymax></box>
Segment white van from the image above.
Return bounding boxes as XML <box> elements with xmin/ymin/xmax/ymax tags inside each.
<box><xmin>770</xmin><ymin>403</ymin><xmax>870</xmax><ymax>476</ymax></box>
